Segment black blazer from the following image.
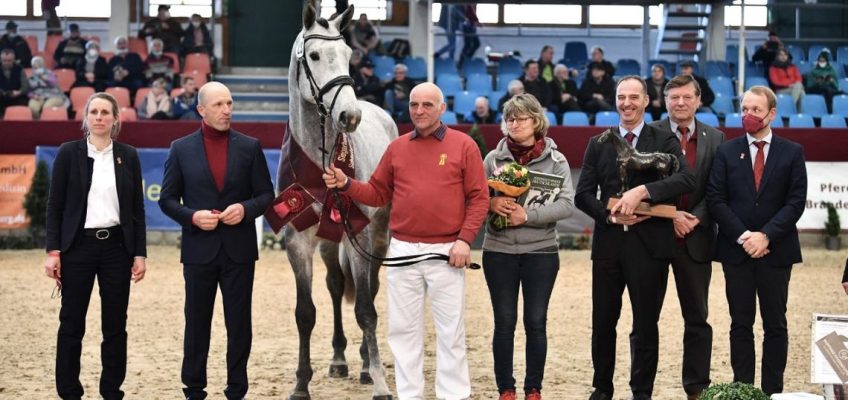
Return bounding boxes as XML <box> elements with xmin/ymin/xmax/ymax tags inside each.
<box><xmin>159</xmin><ymin>129</ymin><xmax>274</xmax><ymax>265</ymax></box>
<box><xmin>45</xmin><ymin>139</ymin><xmax>147</xmax><ymax>257</ymax></box>
<box><xmin>575</xmin><ymin>124</ymin><xmax>696</xmax><ymax>260</ymax></box>
<box><xmin>650</xmin><ymin>118</ymin><xmax>725</xmax><ymax>263</ymax></box>
<box><xmin>706</xmin><ymin>134</ymin><xmax>807</xmax><ymax>266</ymax></box>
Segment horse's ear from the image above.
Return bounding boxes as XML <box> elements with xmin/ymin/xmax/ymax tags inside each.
<box><xmin>303</xmin><ymin>1</ymin><xmax>318</xmax><ymax>30</ymax></box>
<box><xmin>333</xmin><ymin>4</ymin><xmax>355</xmax><ymax>33</ymax></box>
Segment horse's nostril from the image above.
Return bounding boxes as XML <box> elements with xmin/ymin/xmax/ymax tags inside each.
<box><xmin>339</xmin><ymin>111</ymin><xmax>347</xmax><ymax>123</ymax></box>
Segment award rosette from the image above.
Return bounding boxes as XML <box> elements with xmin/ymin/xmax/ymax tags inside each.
<box><xmin>265</xmin><ymin>183</ymin><xmax>317</xmax><ymax>234</ymax></box>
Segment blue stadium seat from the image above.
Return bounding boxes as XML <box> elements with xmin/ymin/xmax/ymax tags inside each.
<box><xmin>496</xmin><ymin>73</ymin><xmax>521</xmax><ymax>92</ymax></box>
<box><xmin>788</xmin><ymin>114</ymin><xmax>814</xmax><ymax>128</ymax></box>
<box><xmin>724</xmin><ymin>113</ymin><xmax>743</xmax><ymax>128</ymax></box>
<box><xmin>833</xmin><ymin>95</ymin><xmax>848</xmax><ymax>117</ymax></box>
<box><xmin>440</xmin><ymin>111</ymin><xmax>458</xmax><ymax>124</ymax></box>
<box><xmin>809</xmin><ymin>45</ymin><xmax>831</xmax><ymax>63</ymax></box>
<box><xmin>564</xmin><ymin>41</ymin><xmax>589</xmax><ymax>68</ymax></box>
<box><xmin>745</xmin><ymin>62</ymin><xmax>765</xmax><ymax>78</ymax></box>
<box><xmin>546</xmin><ymin>111</ymin><xmax>557</xmax><ymax>126</ymax></box>
<box><xmin>801</xmin><ymin>94</ymin><xmax>828</xmax><ymax>118</ymax></box>
<box><xmin>821</xmin><ymin>114</ymin><xmax>847</xmax><ymax>128</ymax></box>
<box><xmin>695</xmin><ymin>112</ymin><xmax>720</xmax><ymax>127</ymax></box>
<box><xmin>776</xmin><ymin>94</ymin><xmax>797</xmax><ymax>116</ymax></box>
<box><xmin>705</xmin><ymin>61</ymin><xmax>731</xmax><ymax>78</ymax></box>
<box><xmin>466</xmin><ymin>74</ymin><xmax>492</xmax><ymax>95</ymax></box>
<box><xmin>660</xmin><ymin>112</ymin><xmax>668</xmax><ymax>120</ymax></box>
<box><xmin>594</xmin><ymin>111</ymin><xmax>619</xmax><ymax>126</ymax></box>
<box><xmin>643</xmin><ymin>113</ymin><xmax>653</xmax><ymax>123</ymax></box>
<box><xmin>403</xmin><ymin>56</ymin><xmax>427</xmax><ymax>80</ymax></box>
<box><xmin>497</xmin><ymin>57</ymin><xmax>524</xmax><ymax>77</ymax></box>
<box><xmin>709</xmin><ymin>76</ymin><xmax>735</xmax><ymax>98</ymax></box>
<box><xmin>797</xmin><ymin>61</ymin><xmax>813</xmax><ymax>76</ymax></box>
<box><xmin>744</xmin><ymin>76</ymin><xmax>770</xmax><ymax>90</ymax></box>
<box><xmin>726</xmin><ymin>44</ymin><xmax>749</xmax><ymax>65</ymax></box>
<box><xmin>434</xmin><ymin>57</ymin><xmax>457</xmax><ymax>77</ymax></box>
<box><xmin>487</xmin><ymin>92</ymin><xmax>503</xmax><ymax>111</ymax></box>
<box><xmin>562</xmin><ymin>111</ymin><xmax>590</xmax><ymax>126</ymax></box>
<box><xmin>786</xmin><ymin>45</ymin><xmax>805</xmax><ymax>63</ymax></box>
<box><xmin>840</xmin><ymin>79</ymin><xmax>848</xmax><ymax>94</ymax></box>
<box><xmin>436</xmin><ymin>74</ymin><xmax>463</xmax><ymax>98</ymax></box>
<box><xmin>837</xmin><ymin>46</ymin><xmax>848</xmax><ymax>63</ymax></box>
<box><xmin>616</xmin><ymin>59</ymin><xmax>641</xmax><ymax>76</ymax></box>
<box><xmin>372</xmin><ymin>56</ymin><xmax>396</xmax><ymax>81</ymax></box>
<box><xmin>772</xmin><ymin>114</ymin><xmax>785</xmax><ymax>128</ymax></box>
<box><xmin>452</xmin><ymin>91</ymin><xmax>478</xmax><ymax>115</ymax></box>
<box><xmin>712</xmin><ymin>94</ymin><xmax>735</xmax><ymax>117</ymax></box>
<box><xmin>460</xmin><ymin>57</ymin><xmax>487</xmax><ymax>77</ymax></box>
<box><xmin>648</xmin><ymin>59</ymin><xmax>674</xmax><ymax>76</ymax></box>
<box><xmin>833</xmin><ymin>62</ymin><xmax>846</xmax><ymax>79</ymax></box>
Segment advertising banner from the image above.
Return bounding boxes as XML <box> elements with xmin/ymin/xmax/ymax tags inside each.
<box><xmin>0</xmin><ymin>155</ymin><xmax>36</xmax><ymax>229</ymax></box>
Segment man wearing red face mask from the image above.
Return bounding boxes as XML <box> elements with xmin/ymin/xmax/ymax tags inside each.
<box><xmin>706</xmin><ymin>85</ymin><xmax>807</xmax><ymax>396</ymax></box>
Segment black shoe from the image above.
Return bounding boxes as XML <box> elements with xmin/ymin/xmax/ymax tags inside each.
<box><xmin>589</xmin><ymin>391</ymin><xmax>612</xmax><ymax>400</ymax></box>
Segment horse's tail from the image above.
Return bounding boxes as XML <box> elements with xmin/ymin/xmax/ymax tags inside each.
<box><xmin>339</xmin><ymin>245</ymin><xmax>356</xmax><ymax>304</ymax></box>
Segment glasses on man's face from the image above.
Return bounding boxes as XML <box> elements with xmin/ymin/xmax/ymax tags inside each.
<box><xmin>506</xmin><ymin>116</ymin><xmax>532</xmax><ymax>124</ymax></box>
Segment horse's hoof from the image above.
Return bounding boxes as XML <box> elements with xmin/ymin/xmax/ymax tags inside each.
<box><xmin>288</xmin><ymin>391</ymin><xmax>311</xmax><ymax>400</ymax></box>
<box><xmin>328</xmin><ymin>363</ymin><xmax>349</xmax><ymax>378</ymax></box>
<box><xmin>359</xmin><ymin>371</ymin><xmax>373</xmax><ymax>384</ymax></box>
<box><xmin>372</xmin><ymin>396</ymin><xmax>393</xmax><ymax>400</ymax></box>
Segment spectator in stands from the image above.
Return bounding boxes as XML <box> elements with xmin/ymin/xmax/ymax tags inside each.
<box><xmin>646</xmin><ymin>63</ymin><xmax>669</xmax><ymax>121</ymax></box>
<box><xmin>1</xmin><ymin>21</ymin><xmax>32</xmax><ymax>68</ymax></box>
<box><xmin>173</xmin><ymin>76</ymin><xmax>200</xmax><ymax>120</ymax></box>
<box><xmin>107</xmin><ymin>36</ymin><xmax>145</xmax><ymax>96</ymax></box>
<box><xmin>349</xmin><ymin>49</ymin><xmax>365</xmax><ymax>77</ymax></box>
<box><xmin>350</xmin><ymin>13</ymin><xmax>380</xmax><ymax>55</ymax></box>
<box><xmin>54</xmin><ymin>23</ymin><xmax>87</xmax><ymax>69</ymax></box>
<box><xmin>538</xmin><ymin>45</ymin><xmax>555</xmax><ymax>83</ymax></box>
<box><xmin>434</xmin><ymin>5</ymin><xmax>465</xmax><ymax>60</ymax></box>
<box><xmin>181</xmin><ymin>13</ymin><xmax>213</xmax><ymax>58</ymax></box>
<box><xmin>806</xmin><ymin>51</ymin><xmax>844</xmax><ymax>114</ymax></box>
<box><xmin>138</xmin><ymin>77</ymin><xmax>172</xmax><ymax>120</ymax></box>
<box><xmin>769</xmin><ymin>47</ymin><xmax>805</xmax><ymax>110</ymax></box>
<box><xmin>27</xmin><ymin>55</ymin><xmax>68</xmax><ymax>118</ymax></box>
<box><xmin>520</xmin><ymin>59</ymin><xmax>552</xmax><ymax>109</ymax></box>
<box><xmin>586</xmin><ymin>46</ymin><xmax>615</xmax><ymax>78</ymax></box>
<box><xmin>579</xmin><ymin>62</ymin><xmax>615</xmax><ymax>115</ymax></box>
<box><xmin>679</xmin><ymin>60</ymin><xmax>715</xmax><ymax>112</ymax></box>
<box><xmin>498</xmin><ymin>79</ymin><xmax>525</xmax><ymax>113</ymax></box>
<box><xmin>385</xmin><ymin>63</ymin><xmax>415</xmax><ymax>122</ymax></box>
<box><xmin>549</xmin><ymin>63</ymin><xmax>581</xmax><ymax>119</ymax></box>
<box><xmin>459</xmin><ymin>5</ymin><xmax>481</xmax><ymax>66</ymax></box>
<box><xmin>73</xmin><ymin>41</ymin><xmax>108</xmax><ymax>93</ymax></box>
<box><xmin>143</xmin><ymin>38</ymin><xmax>175</xmax><ymax>87</ymax></box>
<box><xmin>353</xmin><ymin>57</ymin><xmax>383</xmax><ymax>106</ymax></box>
<box><xmin>0</xmin><ymin>48</ymin><xmax>29</xmax><ymax>117</ymax></box>
<box><xmin>139</xmin><ymin>4</ymin><xmax>183</xmax><ymax>54</ymax></box>
<box><xmin>469</xmin><ymin>96</ymin><xmax>497</xmax><ymax>124</ymax></box>
<box><xmin>752</xmin><ymin>31</ymin><xmax>784</xmax><ymax>74</ymax></box>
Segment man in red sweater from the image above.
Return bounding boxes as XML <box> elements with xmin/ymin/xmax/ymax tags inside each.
<box><xmin>324</xmin><ymin>82</ymin><xmax>489</xmax><ymax>399</ymax></box>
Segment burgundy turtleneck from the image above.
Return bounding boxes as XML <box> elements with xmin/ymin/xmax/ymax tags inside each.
<box><xmin>201</xmin><ymin>120</ymin><xmax>229</xmax><ymax>191</ymax></box>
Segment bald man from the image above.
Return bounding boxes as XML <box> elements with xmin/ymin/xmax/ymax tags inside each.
<box><xmin>160</xmin><ymin>82</ymin><xmax>274</xmax><ymax>400</ymax></box>
<box><xmin>324</xmin><ymin>82</ymin><xmax>489</xmax><ymax>400</ymax></box>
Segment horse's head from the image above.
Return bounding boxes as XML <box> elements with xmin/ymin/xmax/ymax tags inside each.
<box><xmin>296</xmin><ymin>0</ymin><xmax>361</xmax><ymax>133</ymax></box>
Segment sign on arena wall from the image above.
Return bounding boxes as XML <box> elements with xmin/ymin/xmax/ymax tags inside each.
<box><xmin>0</xmin><ymin>155</ymin><xmax>35</xmax><ymax>229</ymax></box>
<box><xmin>799</xmin><ymin>162</ymin><xmax>848</xmax><ymax>231</ymax></box>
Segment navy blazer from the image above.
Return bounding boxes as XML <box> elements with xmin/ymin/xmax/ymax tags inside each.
<box><xmin>45</xmin><ymin>139</ymin><xmax>147</xmax><ymax>257</ymax></box>
<box><xmin>159</xmin><ymin>129</ymin><xmax>274</xmax><ymax>265</ymax></box>
<box><xmin>706</xmin><ymin>134</ymin><xmax>807</xmax><ymax>266</ymax></box>
<box><xmin>575</xmin><ymin>124</ymin><xmax>696</xmax><ymax>260</ymax></box>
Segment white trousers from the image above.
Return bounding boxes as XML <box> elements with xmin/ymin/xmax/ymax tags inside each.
<box><xmin>386</xmin><ymin>239</ymin><xmax>470</xmax><ymax>400</ymax></box>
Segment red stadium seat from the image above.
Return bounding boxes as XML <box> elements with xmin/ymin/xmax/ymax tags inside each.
<box><xmin>3</xmin><ymin>106</ymin><xmax>33</xmax><ymax>121</ymax></box>
<box><xmin>101</xmin><ymin>51</ymin><xmax>114</xmax><ymax>63</ymax></box>
<box><xmin>24</xmin><ymin>35</ymin><xmax>38</xmax><ymax>54</ymax></box>
<box><xmin>54</xmin><ymin>68</ymin><xmax>76</xmax><ymax>93</ymax></box>
<box><xmin>105</xmin><ymin>87</ymin><xmax>131</xmax><ymax>108</ymax></box>
<box><xmin>82</xmin><ymin>35</ymin><xmax>101</xmax><ymax>44</ymax></box>
<box><xmin>44</xmin><ymin>35</ymin><xmax>63</xmax><ymax>63</ymax></box>
<box><xmin>69</xmin><ymin>86</ymin><xmax>95</xmax><ymax>114</ymax></box>
<box><xmin>164</xmin><ymin>52</ymin><xmax>181</xmax><ymax>73</ymax></box>
<box><xmin>183</xmin><ymin>70</ymin><xmax>208</xmax><ymax>86</ymax></box>
<box><xmin>134</xmin><ymin>87</ymin><xmax>151</xmax><ymax>108</ymax></box>
<box><xmin>119</xmin><ymin>107</ymin><xmax>137</xmax><ymax>122</ymax></box>
<box><xmin>34</xmin><ymin>51</ymin><xmax>53</xmax><ymax>69</ymax></box>
<box><xmin>24</xmin><ymin>68</ymin><xmax>33</xmax><ymax>78</ymax></box>
<box><xmin>183</xmin><ymin>53</ymin><xmax>211</xmax><ymax>75</ymax></box>
<box><xmin>170</xmin><ymin>87</ymin><xmax>185</xmax><ymax>98</ymax></box>
<box><xmin>40</xmin><ymin>107</ymin><xmax>69</xmax><ymax>120</ymax></box>
<box><xmin>128</xmin><ymin>37</ymin><xmax>148</xmax><ymax>61</ymax></box>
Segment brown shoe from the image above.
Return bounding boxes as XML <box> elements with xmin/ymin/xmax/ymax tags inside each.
<box><xmin>499</xmin><ymin>389</ymin><xmax>517</xmax><ymax>400</ymax></box>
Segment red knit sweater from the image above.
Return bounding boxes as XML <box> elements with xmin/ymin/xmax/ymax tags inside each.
<box><xmin>345</xmin><ymin>127</ymin><xmax>489</xmax><ymax>244</ymax></box>
<box><xmin>201</xmin><ymin>120</ymin><xmax>229</xmax><ymax>191</ymax></box>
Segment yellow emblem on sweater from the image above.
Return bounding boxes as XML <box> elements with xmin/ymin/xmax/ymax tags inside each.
<box><xmin>438</xmin><ymin>153</ymin><xmax>447</xmax><ymax>166</ymax></box>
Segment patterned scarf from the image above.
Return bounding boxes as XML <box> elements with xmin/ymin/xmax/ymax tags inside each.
<box><xmin>507</xmin><ymin>136</ymin><xmax>545</xmax><ymax>165</ymax></box>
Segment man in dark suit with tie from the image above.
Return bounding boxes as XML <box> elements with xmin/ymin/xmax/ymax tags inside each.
<box><xmin>649</xmin><ymin>74</ymin><xmax>725</xmax><ymax>400</ymax></box>
<box><xmin>706</xmin><ymin>85</ymin><xmax>807</xmax><ymax>396</ymax></box>
<box><xmin>160</xmin><ymin>81</ymin><xmax>274</xmax><ymax>400</ymax></box>
<box><xmin>576</xmin><ymin>75</ymin><xmax>695</xmax><ymax>400</ymax></box>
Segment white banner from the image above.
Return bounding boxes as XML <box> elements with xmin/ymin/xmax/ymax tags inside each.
<box><xmin>799</xmin><ymin>162</ymin><xmax>848</xmax><ymax>230</ymax></box>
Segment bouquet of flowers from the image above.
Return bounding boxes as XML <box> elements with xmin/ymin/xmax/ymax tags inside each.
<box><xmin>487</xmin><ymin>162</ymin><xmax>531</xmax><ymax>231</ymax></box>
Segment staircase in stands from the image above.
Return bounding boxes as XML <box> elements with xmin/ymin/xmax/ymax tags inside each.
<box><xmin>215</xmin><ymin>67</ymin><xmax>289</xmax><ymax>122</ymax></box>
<box><xmin>654</xmin><ymin>3</ymin><xmax>712</xmax><ymax>62</ymax></box>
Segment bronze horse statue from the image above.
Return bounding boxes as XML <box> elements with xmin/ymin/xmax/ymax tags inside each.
<box><xmin>597</xmin><ymin>128</ymin><xmax>680</xmax><ymax>195</ymax></box>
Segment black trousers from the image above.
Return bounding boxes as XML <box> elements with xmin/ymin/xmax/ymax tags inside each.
<box><xmin>592</xmin><ymin>231</ymin><xmax>668</xmax><ymax>398</ymax></box>
<box><xmin>668</xmin><ymin>244</ymin><xmax>713</xmax><ymax>395</ymax></box>
<box><xmin>182</xmin><ymin>247</ymin><xmax>255</xmax><ymax>400</ymax></box>
<box><xmin>56</xmin><ymin>233</ymin><xmax>132</xmax><ymax>400</ymax></box>
<box><xmin>723</xmin><ymin>261</ymin><xmax>792</xmax><ymax>396</ymax></box>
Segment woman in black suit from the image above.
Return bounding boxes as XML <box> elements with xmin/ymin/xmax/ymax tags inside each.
<box><xmin>43</xmin><ymin>92</ymin><xmax>147</xmax><ymax>400</ymax></box>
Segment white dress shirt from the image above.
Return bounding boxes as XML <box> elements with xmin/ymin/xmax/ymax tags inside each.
<box><xmin>618</xmin><ymin>120</ymin><xmax>645</xmax><ymax>148</ymax></box>
<box><xmin>746</xmin><ymin>131</ymin><xmax>772</xmax><ymax>167</ymax></box>
<box><xmin>84</xmin><ymin>139</ymin><xmax>121</xmax><ymax>229</ymax></box>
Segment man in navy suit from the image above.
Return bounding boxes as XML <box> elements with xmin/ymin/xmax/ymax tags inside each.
<box><xmin>160</xmin><ymin>82</ymin><xmax>274</xmax><ymax>400</ymax></box>
<box><xmin>707</xmin><ymin>85</ymin><xmax>807</xmax><ymax>396</ymax></box>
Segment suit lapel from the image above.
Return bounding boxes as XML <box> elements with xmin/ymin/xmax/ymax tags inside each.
<box><xmin>222</xmin><ymin>130</ymin><xmax>237</xmax><ymax>193</ymax></box>
<box><xmin>757</xmin><ymin>136</ymin><xmax>782</xmax><ymax>197</ymax></box>
<box><xmin>694</xmin><ymin>121</ymin><xmax>708</xmax><ymax>174</ymax></box>
<box><xmin>113</xmin><ymin>143</ymin><xmax>125</xmax><ymax>213</ymax></box>
<box><xmin>738</xmin><ymin>137</ymin><xmax>757</xmax><ymax>197</ymax></box>
<box><xmin>193</xmin><ymin>131</ymin><xmax>219</xmax><ymax>192</ymax></box>
<box><xmin>77</xmin><ymin>140</ymin><xmax>90</xmax><ymax>202</ymax></box>
<box><xmin>635</xmin><ymin>125</ymin><xmax>653</xmax><ymax>153</ymax></box>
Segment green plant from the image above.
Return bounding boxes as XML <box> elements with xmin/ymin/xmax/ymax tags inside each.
<box><xmin>466</xmin><ymin>123</ymin><xmax>489</xmax><ymax>159</ymax></box>
<box><xmin>699</xmin><ymin>382</ymin><xmax>769</xmax><ymax>400</ymax></box>
<box><xmin>823</xmin><ymin>201</ymin><xmax>841</xmax><ymax>237</ymax></box>
<box><xmin>22</xmin><ymin>160</ymin><xmax>50</xmax><ymax>248</ymax></box>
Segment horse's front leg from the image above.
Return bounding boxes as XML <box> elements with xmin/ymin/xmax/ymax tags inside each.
<box><xmin>318</xmin><ymin>239</ymin><xmax>349</xmax><ymax>378</ymax></box>
<box><xmin>286</xmin><ymin>227</ymin><xmax>319</xmax><ymax>400</ymax></box>
<box><xmin>618</xmin><ymin>161</ymin><xmax>630</xmax><ymax>195</ymax></box>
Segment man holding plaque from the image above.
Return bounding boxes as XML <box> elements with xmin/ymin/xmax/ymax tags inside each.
<box><xmin>706</xmin><ymin>85</ymin><xmax>807</xmax><ymax>396</ymax></box>
<box><xmin>575</xmin><ymin>75</ymin><xmax>694</xmax><ymax>400</ymax></box>
<box><xmin>650</xmin><ymin>74</ymin><xmax>725</xmax><ymax>400</ymax></box>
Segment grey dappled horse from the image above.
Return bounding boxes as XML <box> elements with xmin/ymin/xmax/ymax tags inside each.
<box><xmin>282</xmin><ymin>2</ymin><xmax>398</xmax><ymax>400</ymax></box>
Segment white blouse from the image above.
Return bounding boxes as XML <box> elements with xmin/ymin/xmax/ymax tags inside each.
<box><xmin>84</xmin><ymin>139</ymin><xmax>121</xmax><ymax>229</ymax></box>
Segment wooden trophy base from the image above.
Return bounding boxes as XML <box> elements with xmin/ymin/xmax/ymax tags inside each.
<box><xmin>606</xmin><ymin>197</ymin><xmax>678</xmax><ymax>219</ymax></box>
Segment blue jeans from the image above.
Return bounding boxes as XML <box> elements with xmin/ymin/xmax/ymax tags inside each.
<box><xmin>483</xmin><ymin>251</ymin><xmax>560</xmax><ymax>393</ymax></box>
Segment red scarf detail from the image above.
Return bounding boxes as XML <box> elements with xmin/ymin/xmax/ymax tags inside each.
<box><xmin>507</xmin><ymin>136</ymin><xmax>545</xmax><ymax>165</ymax></box>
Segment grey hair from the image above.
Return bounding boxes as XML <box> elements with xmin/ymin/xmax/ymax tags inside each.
<box><xmin>31</xmin><ymin>55</ymin><xmax>44</xmax><ymax>68</ymax></box>
<box><xmin>507</xmin><ymin>80</ymin><xmax>524</xmax><ymax>93</ymax></box>
<box><xmin>475</xmin><ymin>96</ymin><xmax>489</xmax><ymax>106</ymax></box>
<box><xmin>113</xmin><ymin>35</ymin><xmax>127</xmax><ymax>46</ymax></box>
<box><xmin>394</xmin><ymin>63</ymin><xmax>408</xmax><ymax>73</ymax></box>
<box><xmin>553</xmin><ymin>64</ymin><xmax>568</xmax><ymax>75</ymax></box>
<box><xmin>500</xmin><ymin>93</ymin><xmax>549</xmax><ymax>139</ymax></box>
<box><xmin>150</xmin><ymin>38</ymin><xmax>164</xmax><ymax>48</ymax></box>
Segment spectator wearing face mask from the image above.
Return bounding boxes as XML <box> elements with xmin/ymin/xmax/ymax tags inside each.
<box><xmin>139</xmin><ymin>4</ymin><xmax>183</xmax><ymax>54</ymax></box>
<box><xmin>73</xmin><ymin>41</ymin><xmax>109</xmax><ymax>92</ymax></box>
<box><xmin>181</xmin><ymin>14</ymin><xmax>213</xmax><ymax>58</ymax></box>
<box><xmin>138</xmin><ymin>77</ymin><xmax>172</xmax><ymax>120</ymax></box>
<box><xmin>0</xmin><ymin>21</ymin><xmax>32</xmax><ymax>68</ymax></box>
<box><xmin>806</xmin><ymin>51</ymin><xmax>845</xmax><ymax>114</ymax></box>
<box><xmin>27</xmin><ymin>55</ymin><xmax>68</xmax><ymax>118</ymax></box>
<box><xmin>54</xmin><ymin>23</ymin><xmax>87</xmax><ymax>69</ymax></box>
<box><xmin>107</xmin><ymin>36</ymin><xmax>145</xmax><ymax>95</ymax></box>
<box><xmin>143</xmin><ymin>38</ymin><xmax>175</xmax><ymax>86</ymax></box>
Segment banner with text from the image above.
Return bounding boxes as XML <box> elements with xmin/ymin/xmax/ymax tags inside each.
<box><xmin>799</xmin><ymin>162</ymin><xmax>848</xmax><ymax>230</ymax></box>
<box><xmin>0</xmin><ymin>155</ymin><xmax>36</xmax><ymax>229</ymax></box>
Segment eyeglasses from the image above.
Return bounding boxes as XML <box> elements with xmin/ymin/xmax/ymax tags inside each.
<box><xmin>506</xmin><ymin>116</ymin><xmax>532</xmax><ymax>124</ymax></box>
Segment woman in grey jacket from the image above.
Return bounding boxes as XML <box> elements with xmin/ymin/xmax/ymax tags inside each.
<box><xmin>483</xmin><ymin>93</ymin><xmax>575</xmax><ymax>400</ymax></box>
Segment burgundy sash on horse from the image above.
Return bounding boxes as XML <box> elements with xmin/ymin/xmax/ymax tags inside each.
<box><xmin>264</xmin><ymin>125</ymin><xmax>370</xmax><ymax>242</ymax></box>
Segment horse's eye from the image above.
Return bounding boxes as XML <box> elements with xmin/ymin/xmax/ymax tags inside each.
<box><xmin>309</xmin><ymin>52</ymin><xmax>320</xmax><ymax>61</ymax></box>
